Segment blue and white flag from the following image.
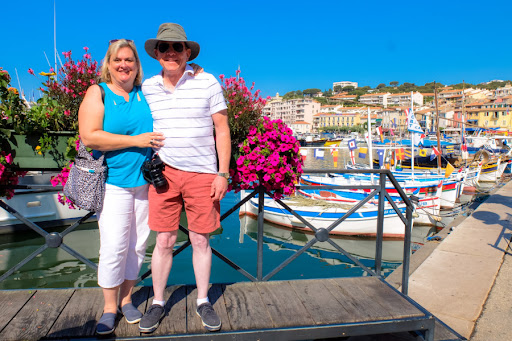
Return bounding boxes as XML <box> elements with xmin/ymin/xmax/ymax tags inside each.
<box><xmin>377</xmin><ymin>149</ymin><xmax>385</xmax><ymax>168</ymax></box>
<box><xmin>347</xmin><ymin>138</ymin><xmax>357</xmax><ymax>151</ymax></box>
<box><xmin>314</xmin><ymin>149</ymin><xmax>324</xmax><ymax>159</ymax></box>
<box><xmin>406</xmin><ymin>108</ymin><xmax>424</xmax><ymax>134</ymax></box>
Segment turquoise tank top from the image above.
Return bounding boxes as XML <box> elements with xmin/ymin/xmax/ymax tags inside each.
<box><xmin>97</xmin><ymin>83</ymin><xmax>152</xmax><ymax>187</ymax></box>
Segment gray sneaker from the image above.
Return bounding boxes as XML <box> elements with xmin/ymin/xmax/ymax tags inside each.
<box><xmin>139</xmin><ymin>304</ymin><xmax>165</xmax><ymax>333</ymax></box>
<box><xmin>196</xmin><ymin>302</ymin><xmax>221</xmax><ymax>331</ymax></box>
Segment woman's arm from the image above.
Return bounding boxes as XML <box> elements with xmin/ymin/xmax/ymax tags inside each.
<box><xmin>78</xmin><ymin>85</ymin><xmax>164</xmax><ymax>151</ymax></box>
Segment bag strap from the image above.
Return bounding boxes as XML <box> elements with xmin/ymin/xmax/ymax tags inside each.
<box><xmin>99</xmin><ymin>84</ymin><xmax>105</xmax><ymax>103</ymax></box>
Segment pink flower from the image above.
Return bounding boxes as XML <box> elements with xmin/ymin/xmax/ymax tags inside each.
<box><xmin>64</xmin><ymin>110</ymin><xmax>71</xmax><ymax>116</ymax></box>
<box><xmin>5</xmin><ymin>154</ymin><xmax>12</xmax><ymax>164</ymax></box>
<box><xmin>28</xmin><ymin>68</ymin><xmax>34</xmax><ymax>75</ymax></box>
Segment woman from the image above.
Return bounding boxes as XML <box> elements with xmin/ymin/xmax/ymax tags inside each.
<box><xmin>78</xmin><ymin>39</ymin><xmax>165</xmax><ymax>335</ymax></box>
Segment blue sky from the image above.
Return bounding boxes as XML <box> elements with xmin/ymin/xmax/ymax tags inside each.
<box><xmin>2</xmin><ymin>0</ymin><xmax>511</xmax><ymax>101</ymax></box>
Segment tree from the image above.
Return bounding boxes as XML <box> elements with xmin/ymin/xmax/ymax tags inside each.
<box><xmin>303</xmin><ymin>88</ymin><xmax>321</xmax><ymax>95</ymax></box>
<box><xmin>376</xmin><ymin>83</ymin><xmax>386</xmax><ymax>89</ymax></box>
<box><xmin>282</xmin><ymin>90</ymin><xmax>302</xmax><ymax>100</ymax></box>
<box><xmin>342</xmin><ymin>86</ymin><xmax>355</xmax><ymax>92</ymax></box>
<box><xmin>390</xmin><ymin>81</ymin><xmax>399</xmax><ymax>87</ymax></box>
<box><xmin>333</xmin><ymin>85</ymin><xmax>342</xmax><ymax>93</ymax></box>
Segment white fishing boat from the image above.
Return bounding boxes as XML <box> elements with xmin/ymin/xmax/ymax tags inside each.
<box><xmin>239</xmin><ymin>193</ymin><xmax>408</xmax><ymax>238</ymax></box>
<box><xmin>0</xmin><ymin>172</ymin><xmax>93</xmax><ymax>234</ymax></box>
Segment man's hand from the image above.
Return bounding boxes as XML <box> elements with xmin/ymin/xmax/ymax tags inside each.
<box><xmin>210</xmin><ymin>175</ymin><xmax>228</xmax><ymax>201</ymax></box>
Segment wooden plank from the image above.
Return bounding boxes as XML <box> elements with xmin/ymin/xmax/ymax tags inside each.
<box><xmin>357</xmin><ymin>277</ymin><xmax>424</xmax><ymax>318</ymax></box>
<box><xmin>289</xmin><ymin>279</ymin><xmax>350</xmax><ymax>325</ymax></box>
<box><xmin>46</xmin><ymin>288</ymin><xmax>103</xmax><ymax>339</ymax></box>
<box><xmin>151</xmin><ymin>285</ymin><xmax>187</xmax><ymax>336</ymax></box>
<box><xmin>223</xmin><ymin>282</ymin><xmax>274</xmax><ymax>330</ymax></box>
<box><xmin>115</xmin><ymin>286</ymin><xmax>151</xmax><ymax>337</ymax></box>
<box><xmin>0</xmin><ymin>290</ymin><xmax>34</xmax><ymax>332</ymax></box>
<box><xmin>0</xmin><ymin>289</ymin><xmax>74</xmax><ymax>341</ymax></box>
<box><xmin>325</xmin><ymin>277</ymin><xmax>395</xmax><ymax>322</ymax></box>
<box><xmin>256</xmin><ymin>281</ymin><xmax>315</xmax><ymax>327</ymax></box>
<box><xmin>186</xmin><ymin>284</ymin><xmax>232</xmax><ymax>333</ymax></box>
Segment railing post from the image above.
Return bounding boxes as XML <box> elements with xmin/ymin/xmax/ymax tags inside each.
<box><xmin>402</xmin><ymin>204</ymin><xmax>414</xmax><ymax>295</ymax></box>
<box><xmin>375</xmin><ymin>173</ymin><xmax>386</xmax><ymax>276</ymax></box>
<box><xmin>257</xmin><ymin>185</ymin><xmax>265</xmax><ymax>281</ymax></box>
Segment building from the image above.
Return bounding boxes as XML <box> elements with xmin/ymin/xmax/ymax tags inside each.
<box><xmin>333</xmin><ymin>81</ymin><xmax>358</xmax><ymax>91</ymax></box>
<box><xmin>359</xmin><ymin>92</ymin><xmax>390</xmax><ymax>107</ymax></box>
<box><xmin>496</xmin><ymin>83</ymin><xmax>512</xmax><ymax>97</ymax></box>
<box><xmin>262</xmin><ymin>93</ymin><xmax>321</xmax><ymax>128</ymax></box>
<box><xmin>387</xmin><ymin>92</ymin><xmax>423</xmax><ymax>107</ymax></box>
<box><xmin>288</xmin><ymin>121</ymin><xmax>313</xmax><ymax>135</ymax></box>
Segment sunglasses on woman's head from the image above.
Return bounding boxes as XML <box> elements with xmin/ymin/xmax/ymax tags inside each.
<box><xmin>109</xmin><ymin>39</ymin><xmax>133</xmax><ymax>45</ymax></box>
<box><xmin>157</xmin><ymin>42</ymin><xmax>185</xmax><ymax>54</ymax></box>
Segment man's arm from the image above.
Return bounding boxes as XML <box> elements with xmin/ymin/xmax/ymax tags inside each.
<box><xmin>210</xmin><ymin>109</ymin><xmax>231</xmax><ymax>201</ymax></box>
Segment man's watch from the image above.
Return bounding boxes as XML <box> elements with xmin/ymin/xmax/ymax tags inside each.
<box><xmin>217</xmin><ymin>172</ymin><xmax>230</xmax><ymax>179</ymax></box>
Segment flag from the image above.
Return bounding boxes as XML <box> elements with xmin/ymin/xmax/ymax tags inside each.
<box><xmin>300</xmin><ymin>148</ymin><xmax>308</xmax><ymax>162</ymax></box>
<box><xmin>349</xmin><ymin>150</ymin><xmax>355</xmax><ymax>165</ymax></box>
<box><xmin>393</xmin><ymin>117</ymin><xmax>397</xmax><ymax>128</ymax></box>
<box><xmin>419</xmin><ymin>148</ymin><xmax>427</xmax><ymax>157</ymax></box>
<box><xmin>347</xmin><ymin>138</ymin><xmax>357</xmax><ymax>151</ymax></box>
<box><xmin>406</xmin><ymin>108</ymin><xmax>424</xmax><ymax>134</ymax></box>
<box><xmin>396</xmin><ymin>148</ymin><xmax>405</xmax><ymax>160</ymax></box>
<box><xmin>430</xmin><ymin>149</ymin><xmax>436</xmax><ymax>161</ymax></box>
<box><xmin>314</xmin><ymin>149</ymin><xmax>324</xmax><ymax>159</ymax></box>
<box><xmin>332</xmin><ymin>149</ymin><xmax>339</xmax><ymax>167</ymax></box>
<box><xmin>432</xmin><ymin>146</ymin><xmax>441</xmax><ymax>156</ymax></box>
<box><xmin>377</xmin><ymin>149</ymin><xmax>385</xmax><ymax>168</ymax></box>
<box><xmin>390</xmin><ymin>128</ymin><xmax>395</xmax><ymax>136</ymax></box>
<box><xmin>461</xmin><ymin>136</ymin><xmax>467</xmax><ymax>152</ymax></box>
<box><xmin>404</xmin><ymin>149</ymin><xmax>412</xmax><ymax>159</ymax></box>
<box><xmin>444</xmin><ymin>162</ymin><xmax>455</xmax><ymax>178</ymax></box>
<box><xmin>445</xmin><ymin>145</ymin><xmax>454</xmax><ymax>154</ymax></box>
<box><xmin>358</xmin><ymin>147</ymin><xmax>367</xmax><ymax>159</ymax></box>
<box><xmin>377</xmin><ymin>126</ymin><xmax>384</xmax><ymax>143</ymax></box>
<box><xmin>412</xmin><ymin>132</ymin><xmax>425</xmax><ymax>147</ymax></box>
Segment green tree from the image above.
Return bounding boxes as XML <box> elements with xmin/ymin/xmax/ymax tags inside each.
<box><xmin>334</xmin><ymin>85</ymin><xmax>343</xmax><ymax>93</ymax></box>
<box><xmin>390</xmin><ymin>81</ymin><xmax>399</xmax><ymax>87</ymax></box>
<box><xmin>303</xmin><ymin>88</ymin><xmax>321</xmax><ymax>95</ymax></box>
<box><xmin>376</xmin><ymin>83</ymin><xmax>386</xmax><ymax>89</ymax></box>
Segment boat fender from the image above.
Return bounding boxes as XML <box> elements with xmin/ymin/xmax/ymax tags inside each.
<box><xmin>409</xmin><ymin>195</ymin><xmax>420</xmax><ymax>204</ymax></box>
<box><xmin>427</xmin><ymin>235</ymin><xmax>442</xmax><ymax>241</ymax></box>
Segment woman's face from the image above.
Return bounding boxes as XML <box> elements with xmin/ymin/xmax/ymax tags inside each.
<box><xmin>108</xmin><ymin>46</ymin><xmax>137</xmax><ymax>85</ymax></box>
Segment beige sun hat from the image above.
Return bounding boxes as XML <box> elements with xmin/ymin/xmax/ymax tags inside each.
<box><xmin>145</xmin><ymin>23</ymin><xmax>200</xmax><ymax>61</ymax></box>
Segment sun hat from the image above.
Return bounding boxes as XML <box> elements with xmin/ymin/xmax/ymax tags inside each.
<box><xmin>145</xmin><ymin>23</ymin><xmax>200</xmax><ymax>61</ymax></box>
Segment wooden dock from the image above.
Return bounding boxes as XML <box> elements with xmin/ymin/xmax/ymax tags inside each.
<box><xmin>0</xmin><ymin>276</ymin><xmax>434</xmax><ymax>340</ymax></box>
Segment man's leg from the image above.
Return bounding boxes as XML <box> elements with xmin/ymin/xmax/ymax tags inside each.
<box><xmin>139</xmin><ymin>231</ymin><xmax>177</xmax><ymax>333</ymax></box>
<box><xmin>189</xmin><ymin>231</ymin><xmax>212</xmax><ymax>299</ymax></box>
<box><xmin>152</xmin><ymin>231</ymin><xmax>178</xmax><ymax>301</ymax></box>
<box><xmin>190</xmin><ymin>231</ymin><xmax>221</xmax><ymax>331</ymax></box>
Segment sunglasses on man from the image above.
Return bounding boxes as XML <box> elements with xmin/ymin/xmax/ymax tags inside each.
<box><xmin>157</xmin><ymin>42</ymin><xmax>186</xmax><ymax>54</ymax></box>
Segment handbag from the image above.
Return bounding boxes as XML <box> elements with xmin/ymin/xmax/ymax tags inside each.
<box><xmin>63</xmin><ymin>140</ymin><xmax>107</xmax><ymax>212</ymax></box>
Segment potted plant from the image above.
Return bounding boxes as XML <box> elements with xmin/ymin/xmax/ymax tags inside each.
<box><xmin>220</xmin><ymin>71</ymin><xmax>303</xmax><ymax>199</ymax></box>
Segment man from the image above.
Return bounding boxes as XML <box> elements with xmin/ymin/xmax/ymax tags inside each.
<box><xmin>139</xmin><ymin>23</ymin><xmax>230</xmax><ymax>333</ymax></box>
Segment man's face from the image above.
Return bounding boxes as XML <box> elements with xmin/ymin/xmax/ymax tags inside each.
<box><xmin>155</xmin><ymin>41</ymin><xmax>191</xmax><ymax>75</ymax></box>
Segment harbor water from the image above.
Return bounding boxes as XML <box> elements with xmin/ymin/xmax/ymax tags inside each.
<box><xmin>0</xmin><ymin>152</ymin><xmax>503</xmax><ymax>290</ymax></box>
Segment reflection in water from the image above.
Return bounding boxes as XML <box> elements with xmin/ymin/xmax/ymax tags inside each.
<box><xmin>0</xmin><ymin>184</ymin><xmax>484</xmax><ymax>289</ymax></box>
<box><xmin>239</xmin><ymin>215</ymin><xmax>435</xmax><ymax>270</ymax></box>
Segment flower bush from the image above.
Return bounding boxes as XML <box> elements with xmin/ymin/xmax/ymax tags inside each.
<box><xmin>229</xmin><ymin>116</ymin><xmax>303</xmax><ymax>199</ymax></box>
<box><xmin>50</xmin><ymin>136</ymin><xmax>80</xmax><ymax>209</ymax></box>
<box><xmin>0</xmin><ymin>151</ymin><xmax>27</xmax><ymax>199</ymax></box>
<box><xmin>219</xmin><ymin>71</ymin><xmax>269</xmax><ymax>164</ymax></box>
<box><xmin>221</xmin><ymin>71</ymin><xmax>302</xmax><ymax>199</ymax></box>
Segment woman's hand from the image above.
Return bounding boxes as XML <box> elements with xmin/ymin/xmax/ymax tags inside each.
<box><xmin>137</xmin><ymin>132</ymin><xmax>165</xmax><ymax>149</ymax></box>
<box><xmin>189</xmin><ymin>63</ymin><xmax>204</xmax><ymax>76</ymax></box>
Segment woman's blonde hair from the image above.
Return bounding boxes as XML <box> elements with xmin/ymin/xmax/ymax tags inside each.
<box><xmin>100</xmin><ymin>39</ymin><xmax>143</xmax><ymax>86</ymax></box>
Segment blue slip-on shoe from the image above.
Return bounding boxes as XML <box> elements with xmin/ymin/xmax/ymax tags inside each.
<box><xmin>121</xmin><ymin>303</ymin><xmax>143</xmax><ymax>324</ymax></box>
<box><xmin>96</xmin><ymin>312</ymin><xmax>117</xmax><ymax>335</ymax></box>
<box><xmin>139</xmin><ymin>304</ymin><xmax>165</xmax><ymax>333</ymax></box>
<box><xmin>196</xmin><ymin>302</ymin><xmax>221</xmax><ymax>331</ymax></box>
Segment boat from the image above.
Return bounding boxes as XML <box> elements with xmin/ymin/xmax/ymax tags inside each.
<box><xmin>297</xmin><ymin>188</ymin><xmax>441</xmax><ymax>226</ymax></box>
<box><xmin>239</xmin><ymin>193</ymin><xmax>408</xmax><ymax>238</ymax></box>
<box><xmin>0</xmin><ymin>172</ymin><xmax>93</xmax><ymax>234</ymax></box>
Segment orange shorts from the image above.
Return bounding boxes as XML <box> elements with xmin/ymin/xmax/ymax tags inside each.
<box><xmin>148</xmin><ymin>166</ymin><xmax>220</xmax><ymax>234</ymax></box>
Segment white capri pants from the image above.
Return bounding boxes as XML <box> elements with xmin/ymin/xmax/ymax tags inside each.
<box><xmin>97</xmin><ymin>183</ymin><xmax>150</xmax><ymax>288</ymax></box>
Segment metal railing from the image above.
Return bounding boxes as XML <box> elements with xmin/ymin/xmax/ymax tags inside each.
<box><xmin>0</xmin><ymin>168</ymin><xmax>415</xmax><ymax>294</ymax></box>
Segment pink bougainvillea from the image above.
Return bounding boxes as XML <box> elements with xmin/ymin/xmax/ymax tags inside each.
<box><xmin>229</xmin><ymin>116</ymin><xmax>303</xmax><ymax>199</ymax></box>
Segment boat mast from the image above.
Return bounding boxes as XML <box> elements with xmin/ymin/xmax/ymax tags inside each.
<box><xmin>434</xmin><ymin>81</ymin><xmax>442</xmax><ymax>173</ymax></box>
<box><xmin>461</xmin><ymin>80</ymin><xmax>467</xmax><ymax>164</ymax></box>
<box><xmin>54</xmin><ymin>0</ymin><xmax>57</xmax><ymax>73</ymax></box>
<box><xmin>410</xmin><ymin>91</ymin><xmax>415</xmax><ymax>178</ymax></box>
